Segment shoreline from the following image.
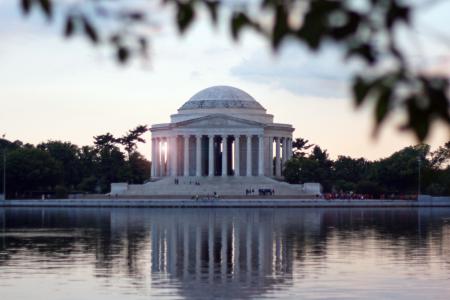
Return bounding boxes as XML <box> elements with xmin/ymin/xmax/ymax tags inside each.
<box><xmin>1</xmin><ymin>198</ymin><xmax>450</xmax><ymax>208</ymax></box>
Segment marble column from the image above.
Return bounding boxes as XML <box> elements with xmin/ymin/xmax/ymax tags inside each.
<box><xmin>151</xmin><ymin>138</ymin><xmax>156</xmax><ymax>178</ymax></box>
<box><xmin>246</xmin><ymin>135</ymin><xmax>252</xmax><ymax>176</ymax></box>
<box><xmin>268</xmin><ymin>136</ymin><xmax>273</xmax><ymax>176</ymax></box>
<box><xmin>184</xmin><ymin>135</ymin><xmax>189</xmax><ymax>176</ymax></box>
<box><xmin>162</xmin><ymin>138</ymin><xmax>167</xmax><ymax>177</ymax></box>
<box><xmin>258</xmin><ymin>135</ymin><xmax>264</xmax><ymax>176</ymax></box>
<box><xmin>222</xmin><ymin>135</ymin><xmax>228</xmax><ymax>176</ymax></box>
<box><xmin>208</xmin><ymin>135</ymin><xmax>214</xmax><ymax>177</ymax></box>
<box><xmin>234</xmin><ymin>135</ymin><xmax>240</xmax><ymax>176</ymax></box>
<box><xmin>167</xmin><ymin>136</ymin><xmax>172</xmax><ymax>176</ymax></box>
<box><xmin>275</xmin><ymin>137</ymin><xmax>281</xmax><ymax>177</ymax></box>
<box><xmin>281</xmin><ymin>137</ymin><xmax>286</xmax><ymax>172</ymax></box>
<box><xmin>196</xmin><ymin>135</ymin><xmax>202</xmax><ymax>177</ymax></box>
<box><xmin>171</xmin><ymin>136</ymin><xmax>178</xmax><ymax>176</ymax></box>
<box><xmin>156</xmin><ymin>138</ymin><xmax>162</xmax><ymax>177</ymax></box>
<box><xmin>160</xmin><ymin>137</ymin><xmax>165</xmax><ymax>177</ymax></box>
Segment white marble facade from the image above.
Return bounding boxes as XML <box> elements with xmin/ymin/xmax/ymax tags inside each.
<box><xmin>150</xmin><ymin>86</ymin><xmax>294</xmax><ymax>178</ymax></box>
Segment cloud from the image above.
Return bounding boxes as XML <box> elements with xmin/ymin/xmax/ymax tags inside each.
<box><xmin>230</xmin><ymin>43</ymin><xmax>354</xmax><ymax>99</ymax></box>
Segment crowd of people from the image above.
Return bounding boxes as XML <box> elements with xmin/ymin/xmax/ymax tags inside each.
<box><xmin>322</xmin><ymin>193</ymin><xmax>418</xmax><ymax>200</ymax></box>
<box><xmin>191</xmin><ymin>191</ymin><xmax>219</xmax><ymax>201</ymax></box>
<box><xmin>175</xmin><ymin>178</ymin><xmax>420</xmax><ymax>201</ymax></box>
<box><xmin>245</xmin><ymin>188</ymin><xmax>275</xmax><ymax>196</ymax></box>
<box><xmin>174</xmin><ymin>178</ymin><xmax>201</xmax><ymax>185</ymax></box>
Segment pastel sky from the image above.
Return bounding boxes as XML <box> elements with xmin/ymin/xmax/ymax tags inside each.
<box><xmin>0</xmin><ymin>0</ymin><xmax>449</xmax><ymax>160</ymax></box>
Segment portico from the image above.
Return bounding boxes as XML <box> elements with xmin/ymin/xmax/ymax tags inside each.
<box><xmin>151</xmin><ymin>132</ymin><xmax>292</xmax><ymax>178</ymax></box>
<box><xmin>150</xmin><ymin>85</ymin><xmax>294</xmax><ymax>179</ymax></box>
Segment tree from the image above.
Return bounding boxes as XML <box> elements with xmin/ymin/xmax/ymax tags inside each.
<box><xmin>370</xmin><ymin>145</ymin><xmax>430</xmax><ymax>194</ymax></box>
<box><xmin>310</xmin><ymin>146</ymin><xmax>330</xmax><ymax>164</ymax></box>
<box><xmin>37</xmin><ymin>141</ymin><xmax>82</xmax><ymax>189</ymax></box>
<box><xmin>429</xmin><ymin>141</ymin><xmax>450</xmax><ymax>169</ymax></box>
<box><xmin>93</xmin><ymin>133</ymin><xmax>117</xmax><ymax>153</ymax></box>
<box><xmin>5</xmin><ymin>147</ymin><xmax>62</xmax><ymax>197</ymax></box>
<box><xmin>78</xmin><ymin>145</ymin><xmax>97</xmax><ymax>180</ymax></box>
<box><xmin>284</xmin><ymin>144</ymin><xmax>333</xmax><ymax>192</ymax></box>
<box><xmin>284</xmin><ymin>157</ymin><xmax>320</xmax><ymax>185</ymax></box>
<box><xmin>18</xmin><ymin>0</ymin><xmax>450</xmax><ymax>141</ymax></box>
<box><xmin>117</xmin><ymin>125</ymin><xmax>148</xmax><ymax>158</ymax></box>
<box><xmin>126</xmin><ymin>152</ymin><xmax>151</xmax><ymax>184</ymax></box>
<box><xmin>333</xmin><ymin>156</ymin><xmax>369</xmax><ymax>184</ymax></box>
<box><xmin>292</xmin><ymin>138</ymin><xmax>314</xmax><ymax>158</ymax></box>
<box><xmin>333</xmin><ymin>156</ymin><xmax>370</xmax><ymax>192</ymax></box>
<box><xmin>92</xmin><ymin>133</ymin><xmax>127</xmax><ymax>192</ymax></box>
<box><xmin>355</xmin><ymin>180</ymin><xmax>381</xmax><ymax>196</ymax></box>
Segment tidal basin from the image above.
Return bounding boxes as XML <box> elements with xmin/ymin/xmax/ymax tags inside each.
<box><xmin>0</xmin><ymin>207</ymin><xmax>449</xmax><ymax>300</ymax></box>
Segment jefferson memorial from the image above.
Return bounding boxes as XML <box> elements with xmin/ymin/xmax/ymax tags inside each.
<box><xmin>112</xmin><ymin>86</ymin><xmax>320</xmax><ymax>196</ymax></box>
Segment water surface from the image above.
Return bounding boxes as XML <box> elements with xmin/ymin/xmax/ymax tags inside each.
<box><xmin>0</xmin><ymin>208</ymin><xmax>449</xmax><ymax>299</ymax></box>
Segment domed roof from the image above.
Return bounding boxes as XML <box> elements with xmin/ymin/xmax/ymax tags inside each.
<box><xmin>179</xmin><ymin>86</ymin><xmax>265</xmax><ymax>110</ymax></box>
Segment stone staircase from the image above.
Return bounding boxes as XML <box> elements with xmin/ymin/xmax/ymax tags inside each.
<box><xmin>120</xmin><ymin>176</ymin><xmax>316</xmax><ymax>196</ymax></box>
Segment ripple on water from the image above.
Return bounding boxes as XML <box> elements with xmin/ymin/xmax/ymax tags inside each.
<box><xmin>0</xmin><ymin>207</ymin><xmax>449</xmax><ymax>299</ymax></box>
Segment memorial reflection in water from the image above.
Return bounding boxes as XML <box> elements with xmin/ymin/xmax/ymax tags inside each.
<box><xmin>0</xmin><ymin>208</ymin><xmax>450</xmax><ymax>300</ymax></box>
<box><xmin>148</xmin><ymin>210</ymin><xmax>296</xmax><ymax>299</ymax></box>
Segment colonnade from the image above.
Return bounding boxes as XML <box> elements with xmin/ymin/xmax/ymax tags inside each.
<box><xmin>151</xmin><ymin>134</ymin><xmax>292</xmax><ymax>178</ymax></box>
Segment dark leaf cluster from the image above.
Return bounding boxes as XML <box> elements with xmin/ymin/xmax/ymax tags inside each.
<box><xmin>18</xmin><ymin>0</ymin><xmax>450</xmax><ymax>140</ymax></box>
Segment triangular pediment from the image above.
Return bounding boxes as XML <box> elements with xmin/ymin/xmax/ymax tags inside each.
<box><xmin>175</xmin><ymin>114</ymin><xmax>265</xmax><ymax>129</ymax></box>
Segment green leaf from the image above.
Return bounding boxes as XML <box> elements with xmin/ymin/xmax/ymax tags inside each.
<box><xmin>82</xmin><ymin>17</ymin><xmax>99</xmax><ymax>44</ymax></box>
<box><xmin>272</xmin><ymin>5</ymin><xmax>289</xmax><ymax>50</ymax></box>
<box><xmin>423</xmin><ymin>77</ymin><xmax>450</xmax><ymax>123</ymax></box>
<box><xmin>37</xmin><ymin>0</ymin><xmax>52</xmax><ymax>20</ymax></box>
<box><xmin>117</xmin><ymin>46</ymin><xmax>129</xmax><ymax>64</ymax></box>
<box><xmin>176</xmin><ymin>3</ymin><xmax>195</xmax><ymax>34</ymax></box>
<box><xmin>374</xmin><ymin>86</ymin><xmax>392</xmax><ymax>131</ymax></box>
<box><xmin>204</xmin><ymin>1</ymin><xmax>219</xmax><ymax>25</ymax></box>
<box><xmin>64</xmin><ymin>16</ymin><xmax>75</xmax><ymax>38</ymax></box>
<box><xmin>352</xmin><ymin>76</ymin><xmax>372</xmax><ymax>107</ymax></box>
<box><xmin>297</xmin><ymin>0</ymin><xmax>342</xmax><ymax>50</ymax></box>
<box><xmin>386</xmin><ymin>1</ymin><xmax>410</xmax><ymax>29</ymax></box>
<box><xmin>20</xmin><ymin>0</ymin><xmax>32</xmax><ymax>15</ymax></box>
<box><xmin>347</xmin><ymin>43</ymin><xmax>377</xmax><ymax>65</ymax></box>
<box><xmin>231</xmin><ymin>12</ymin><xmax>251</xmax><ymax>41</ymax></box>
<box><xmin>330</xmin><ymin>11</ymin><xmax>361</xmax><ymax>40</ymax></box>
<box><xmin>404</xmin><ymin>96</ymin><xmax>430</xmax><ymax>141</ymax></box>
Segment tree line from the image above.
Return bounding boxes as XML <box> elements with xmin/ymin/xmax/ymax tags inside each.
<box><xmin>1</xmin><ymin>130</ymin><xmax>449</xmax><ymax>198</ymax></box>
<box><xmin>284</xmin><ymin>139</ymin><xmax>450</xmax><ymax>196</ymax></box>
<box><xmin>0</xmin><ymin>125</ymin><xmax>150</xmax><ymax>198</ymax></box>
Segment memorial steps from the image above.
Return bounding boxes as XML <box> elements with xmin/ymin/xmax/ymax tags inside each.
<box><xmin>122</xmin><ymin>176</ymin><xmax>317</xmax><ymax>196</ymax></box>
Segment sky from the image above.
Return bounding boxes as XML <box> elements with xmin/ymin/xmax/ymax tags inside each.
<box><xmin>0</xmin><ymin>0</ymin><xmax>449</xmax><ymax>160</ymax></box>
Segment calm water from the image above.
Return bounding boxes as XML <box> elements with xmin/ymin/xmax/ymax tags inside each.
<box><xmin>0</xmin><ymin>208</ymin><xmax>449</xmax><ymax>300</ymax></box>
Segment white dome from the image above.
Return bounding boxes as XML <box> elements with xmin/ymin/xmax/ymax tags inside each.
<box><xmin>179</xmin><ymin>86</ymin><xmax>265</xmax><ymax>110</ymax></box>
